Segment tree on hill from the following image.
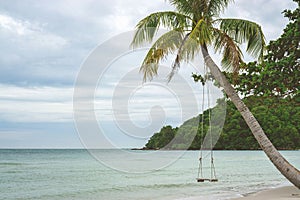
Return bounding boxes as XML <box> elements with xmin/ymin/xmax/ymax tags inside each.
<box><xmin>145</xmin><ymin>126</ymin><xmax>177</xmax><ymax>149</ymax></box>
<box><xmin>215</xmin><ymin>95</ymin><xmax>300</xmax><ymax>150</ymax></box>
<box><xmin>131</xmin><ymin>0</ymin><xmax>300</xmax><ymax>188</ymax></box>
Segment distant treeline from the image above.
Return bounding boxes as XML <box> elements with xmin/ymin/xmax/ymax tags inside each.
<box><xmin>144</xmin><ymin>95</ymin><xmax>300</xmax><ymax>150</ymax></box>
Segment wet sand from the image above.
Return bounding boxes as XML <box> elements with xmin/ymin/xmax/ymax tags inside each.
<box><xmin>232</xmin><ymin>186</ymin><xmax>300</xmax><ymax>200</ymax></box>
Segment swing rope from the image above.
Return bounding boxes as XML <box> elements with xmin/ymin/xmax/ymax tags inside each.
<box><xmin>197</xmin><ymin>76</ymin><xmax>205</xmax><ymax>180</ymax></box>
<box><xmin>196</xmin><ymin>62</ymin><xmax>218</xmax><ymax>182</ymax></box>
<box><xmin>207</xmin><ymin>75</ymin><xmax>217</xmax><ymax>181</ymax></box>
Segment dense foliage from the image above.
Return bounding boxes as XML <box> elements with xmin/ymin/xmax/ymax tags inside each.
<box><xmin>144</xmin><ymin>95</ymin><xmax>300</xmax><ymax>150</ymax></box>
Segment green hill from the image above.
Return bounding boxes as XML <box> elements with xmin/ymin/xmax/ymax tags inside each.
<box><xmin>144</xmin><ymin>95</ymin><xmax>300</xmax><ymax>150</ymax></box>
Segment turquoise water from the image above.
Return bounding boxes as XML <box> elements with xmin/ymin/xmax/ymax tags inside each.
<box><xmin>0</xmin><ymin>149</ymin><xmax>299</xmax><ymax>200</ymax></box>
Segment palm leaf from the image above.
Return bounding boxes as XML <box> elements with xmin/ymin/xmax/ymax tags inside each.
<box><xmin>131</xmin><ymin>11</ymin><xmax>191</xmax><ymax>48</ymax></box>
<box><xmin>190</xmin><ymin>19</ymin><xmax>214</xmax><ymax>45</ymax></box>
<box><xmin>165</xmin><ymin>19</ymin><xmax>214</xmax><ymax>82</ymax></box>
<box><xmin>167</xmin><ymin>33</ymin><xmax>190</xmax><ymax>82</ymax></box>
<box><xmin>167</xmin><ymin>19</ymin><xmax>215</xmax><ymax>81</ymax></box>
<box><xmin>140</xmin><ymin>30</ymin><xmax>185</xmax><ymax>81</ymax></box>
<box><xmin>213</xmin><ymin>28</ymin><xmax>243</xmax><ymax>72</ymax></box>
<box><xmin>207</xmin><ymin>0</ymin><xmax>233</xmax><ymax>17</ymax></box>
<box><xmin>178</xmin><ymin>19</ymin><xmax>213</xmax><ymax>62</ymax></box>
<box><xmin>169</xmin><ymin>0</ymin><xmax>209</xmax><ymax>18</ymax></box>
<box><xmin>218</xmin><ymin>18</ymin><xmax>266</xmax><ymax>61</ymax></box>
<box><xmin>168</xmin><ymin>0</ymin><xmax>194</xmax><ymax>16</ymax></box>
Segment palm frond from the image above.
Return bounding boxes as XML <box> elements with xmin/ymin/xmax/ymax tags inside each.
<box><xmin>213</xmin><ymin>28</ymin><xmax>243</xmax><ymax>72</ymax></box>
<box><xmin>167</xmin><ymin>33</ymin><xmax>190</xmax><ymax>82</ymax></box>
<box><xmin>207</xmin><ymin>0</ymin><xmax>233</xmax><ymax>16</ymax></box>
<box><xmin>190</xmin><ymin>19</ymin><xmax>213</xmax><ymax>45</ymax></box>
<box><xmin>168</xmin><ymin>0</ymin><xmax>193</xmax><ymax>16</ymax></box>
<box><xmin>131</xmin><ymin>11</ymin><xmax>191</xmax><ymax>48</ymax></box>
<box><xmin>164</xmin><ymin>19</ymin><xmax>213</xmax><ymax>75</ymax></box>
<box><xmin>140</xmin><ymin>30</ymin><xmax>185</xmax><ymax>81</ymax></box>
<box><xmin>218</xmin><ymin>18</ymin><xmax>266</xmax><ymax>61</ymax></box>
<box><xmin>168</xmin><ymin>0</ymin><xmax>209</xmax><ymax>18</ymax></box>
<box><xmin>165</xmin><ymin>19</ymin><xmax>213</xmax><ymax>81</ymax></box>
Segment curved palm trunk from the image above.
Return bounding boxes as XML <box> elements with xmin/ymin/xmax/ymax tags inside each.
<box><xmin>201</xmin><ymin>46</ymin><xmax>300</xmax><ymax>189</ymax></box>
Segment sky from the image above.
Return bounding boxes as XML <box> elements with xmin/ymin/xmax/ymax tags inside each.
<box><xmin>0</xmin><ymin>0</ymin><xmax>297</xmax><ymax>149</ymax></box>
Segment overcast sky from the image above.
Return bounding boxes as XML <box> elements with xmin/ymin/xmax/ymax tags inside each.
<box><xmin>0</xmin><ymin>0</ymin><xmax>296</xmax><ymax>148</ymax></box>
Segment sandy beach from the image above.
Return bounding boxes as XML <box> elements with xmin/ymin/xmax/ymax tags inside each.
<box><xmin>232</xmin><ymin>186</ymin><xmax>300</xmax><ymax>200</ymax></box>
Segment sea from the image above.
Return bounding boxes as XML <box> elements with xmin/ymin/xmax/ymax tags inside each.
<box><xmin>0</xmin><ymin>149</ymin><xmax>299</xmax><ymax>200</ymax></box>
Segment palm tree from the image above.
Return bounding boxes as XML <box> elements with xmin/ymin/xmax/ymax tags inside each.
<box><xmin>131</xmin><ymin>0</ymin><xmax>300</xmax><ymax>188</ymax></box>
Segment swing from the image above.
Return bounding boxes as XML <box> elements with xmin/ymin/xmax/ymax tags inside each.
<box><xmin>196</xmin><ymin>64</ymin><xmax>218</xmax><ymax>183</ymax></box>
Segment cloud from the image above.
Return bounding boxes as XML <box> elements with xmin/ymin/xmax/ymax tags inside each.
<box><xmin>0</xmin><ymin>85</ymin><xmax>73</xmax><ymax>122</ymax></box>
<box><xmin>0</xmin><ymin>0</ymin><xmax>295</xmax><ymax>87</ymax></box>
<box><xmin>0</xmin><ymin>14</ymin><xmax>68</xmax><ymax>49</ymax></box>
<box><xmin>0</xmin><ymin>13</ymin><xmax>74</xmax><ymax>86</ymax></box>
<box><xmin>0</xmin><ymin>14</ymin><xmax>31</xmax><ymax>35</ymax></box>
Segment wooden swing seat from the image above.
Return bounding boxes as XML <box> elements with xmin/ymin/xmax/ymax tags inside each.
<box><xmin>196</xmin><ymin>178</ymin><xmax>218</xmax><ymax>182</ymax></box>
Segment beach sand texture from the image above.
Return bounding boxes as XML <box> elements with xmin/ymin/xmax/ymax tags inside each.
<box><xmin>233</xmin><ymin>186</ymin><xmax>300</xmax><ymax>200</ymax></box>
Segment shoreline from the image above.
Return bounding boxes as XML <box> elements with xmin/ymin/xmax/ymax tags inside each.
<box><xmin>231</xmin><ymin>186</ymin><xmax>300</xmax><ymax>200</ymax></box>
<box><xmin>131</xmin><ymin>148</ymin><xmax>300</xmax><ymax>151</ymax></box>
